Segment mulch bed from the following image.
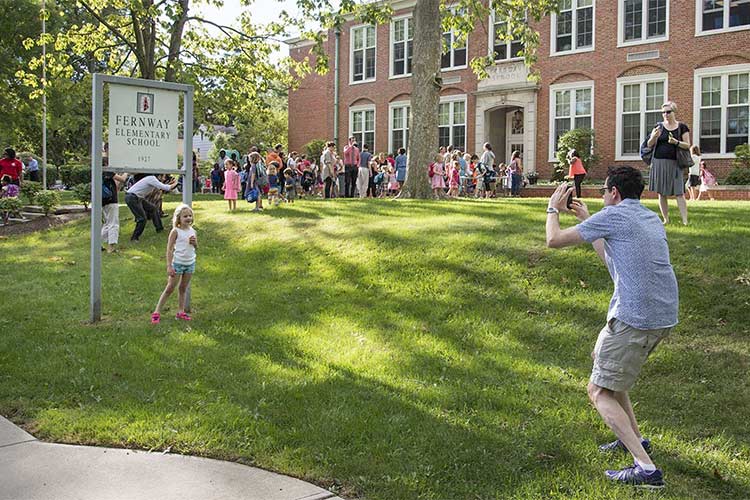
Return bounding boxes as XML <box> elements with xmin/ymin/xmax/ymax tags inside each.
<box><xmin>0</xmin><ymin>212</ymin><xmax>89</xmax><ymax>237</ymax></box>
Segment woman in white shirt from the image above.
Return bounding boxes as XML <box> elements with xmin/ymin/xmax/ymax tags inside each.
<box><xmin>687</xmin><ymin>145</ymin><xmax>702</xmax><ymax>201</ymax></box>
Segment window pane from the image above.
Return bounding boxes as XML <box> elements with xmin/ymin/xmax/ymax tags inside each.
<box><xmin>624</xmin><ymin>0</ymin><xmax>643</xmax><ymax>40</ymax></box>
<box><xmin>453</xmin><ymin>125</ymin><xmax>466</xmax><ymax>150</ymax></box>
<box><xmin>578</xmin><ymin>0</ymin><xmax>593</xmax><ymax>6</ymax></box>
<box><xmin>365</xmin><ymin>48</ymin><xmax>376</xmax><ymax>79</ymax></box>
<box><xmin>727</xmin><ymin>106</ymin><xmax>749</xmax><ymax>149</ymax></box>
<box><xmin>365</xmin><ymin>132</ymin><xmax>374</xmax><ymax>150</ymax></box>
<box><xmin>394</xmin><ymin>19</ymin><xmax>404</xmax><ymax>42</ymax></box>
<box><xmin>439</xmin><ymin>103</ymin><xmax>450</xmax><ymax>126</ymax></box>
<box><xmin>730</xmin><ymin>0</ymin><xmax>750</xmax><ymax>27</ymax></box>
<box><xmin>556</xmin><ymin>90</ymin><xmax>571</xmax><ymax>117</ymax></box>
<box><xmin>728</xmin><ymin>73</ymin><xmax>749</xmax><ymax>105</ymax></box>
<box><xmin>575</xmin><ymin>116</ymin><xmax>592</xmax><ymax>129</ymax></box>
<box><xmin>702</xmin><ymin>76</ymin><xmax>722</xmax><ymax>106</ymax></box>
<box><xmin>494</xmin><ymin>21</ymin><xmax>508</xmax><ymax>60</ymax></box>
<box><xmin>645</xmin><ymin>111</ymin><xmax>662</xmax><ymax>135</ymax></box>
<box><xmin>454</xmin><ymin>47</ymin><xmax>467</xmax><ymax>67</ymax></box>
<box><xmin>703</xmin><ymin>0</ymin><xmax>724</xmax><ymax>30</ymax></box>
<box><xmin>577</xmin><ymin>6</ymin><xmax>593</xmax><ymax>48</ymax></box>
<box><xmin>392</xmin><ymin>107</ymin><xmax>403</xmax><ymax>129</ymax></box>
<box><xmin>623</xmin><ymin>84</ymin><xmax>640</xmax><ymax>113</ymax></box>
<box><xmin>576</xmin><ymin>88</ymin><xmax>592</xmax><ymax>115</ymax></box>
<box><xmin>646</xmin><ymin>81</ymin><xmax>664</xmax><ymax>110</ymax></box>
<box><xmin>406</xmin><ymin>41</ymin><xmax>413</xmax><ymax>73</ymax></box>
<box><xmin>560</xmin><ymin>0</ymin><xmax>572</xmax><ymax>9</ymax></box>
<box><xmin>353</xmin><ymin>29</ymin><xmax>363</xmax><ymax>50</ymax></box>
<box><xmin>453</xmin><ymin>101</ymin><xmax>465</xmax><ymax>125</ymax></box>
<box><xmin>392</xmin><ymin>130</ymin><xmax>403</xmax><ymax>152</ymax></box>
<box><xmin>408</xmin><ymin>18</ymin><xmax>414</xmax><ymax>38</ymax></box>
<box><xmin>365</xmin><ymin>110</ymin><xmax>374</xmax><ymax>130</ymax></box>
<box><xmin>353</xmin><ymin>112</ymin><xmax>362</xmax><ymax>132</ymax></box>
<box><xmin>700</xmin><ymin>108</ymin><xmax>722</xmax><ymax>153</ymax></box>
<box><xmin>510</xmin><ymin>40</ymin><xmax>524</xmax><ymax>58</ymax></box>
<box><xmin>366</xmin><ymin>26</ymin><xmax>375</xmax><ymax>47</ymax></box>
<box><xmin>648</xmin><ymin>0</ymin><xmax>667</xmax><ymax>37</ymax></box>
<box><xmin>441</xmin><ymin>33</ymin><xmax>452</xmax><ymax>68</ymax></box>
<box><xmin>622</xmin><ymin>113</ymin><xmax>641</xmax><ymax>154</ymax></box>
<box><xmin>393</xmin><ymin>42</ymin><xmax>405</xmax><ymax>75</ymax></box>
<box><xmin>439</xmin><ymin>126</ymin><xmax>451</xmax><ymax>147</ymax></box>
<box><xmin>555</xmin><ymin>118</ymin><xmax>572</xmax><ymax>148</ymax></box>
<box><xmin>557</xmin><ymin>11</ymin><xmax>573</xmax><ymax>52</ymax></box>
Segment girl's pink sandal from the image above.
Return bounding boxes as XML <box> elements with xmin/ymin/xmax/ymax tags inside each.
<box><xmin>175</xmin><ymin>312</ymin><xmax>192</xmax><ymax>321</ymax></box>
<box><xmin>151</xmin><ymin>312</ymin><xmax>161</xmax><ymax>324</ymax></box>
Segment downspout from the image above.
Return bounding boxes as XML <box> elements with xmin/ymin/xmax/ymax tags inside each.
<box><xmin>333</xmin><ymin>27</ymin><xmax>341</xmax><ymax>146</ymax></box>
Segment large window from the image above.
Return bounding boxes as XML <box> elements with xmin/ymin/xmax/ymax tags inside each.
<box><xmin>553</xmin><ymin>0</ymin><xmax>594</xmax><ymax>54</ymax></box>
<box><xmin>391</xmin><ymin>17</ymin><xmax>413</xmax><ymax>77</ymax></box>
<box><xmin>438</xmin><ymin>98</ymin><xmax>466</xmax><ymax>151</ymax></box>
<box><xmin>389</xmin><ymin>103</ymin><xmax>411</xmax><ymax>153</ymax></box>
<box><xmin>616</xmin><ymin>75</ymin><xmax>666</xmax><ymax>158</ymax></box>
<box><xmin>350</xmin><ymin>107</ymin><xmax>375</xmax><ymax>150</ymax></box>
<box><xmin>441</xmin><ymin>10</ymin><xmax>467</xmax><ymax>70</ymax></box>
<box><xmin>491</xmin><ymin>12</ymin><xmax>524</xmax><ymax>61</ymax></box>
<box><xmin>699</xmin><ymin>0</ymin><xmax>750</xmax><ymax>33</ymax></box>
<box><xmin>549</xmin><ymin>83</ymin><xmax>594</xmax><ymax>160</ymax></box>
<box><xmin>619</xmin><ymin>0</ymin><xmax>667</xmax><ymax>45</ymax></box>
<box><xmin>695</xmin><ymin>65</ymin><xmax>750</xmax><ymax>155</ymax></box>
<box><xmin>351</xmin><ymin>25</ymin><xmax>376</xmax><ymax>83</ymax></box>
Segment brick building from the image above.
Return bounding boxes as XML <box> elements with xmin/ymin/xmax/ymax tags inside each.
<box><xmin>288</xmin><ymin>0</ymin><xmax>750</xmax><ymax>179</ymax></box>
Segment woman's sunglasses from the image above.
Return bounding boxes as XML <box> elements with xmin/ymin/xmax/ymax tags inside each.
<box><xmin>662</xmin><ymin>110</ymin><xmax>673</xmax><ymax>114</ymax></box>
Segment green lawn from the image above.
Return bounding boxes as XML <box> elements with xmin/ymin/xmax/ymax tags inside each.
<box><xmin>1</xmin><ymin>195</ymin><xmax>748</xmax><ymax>500</ymax></box>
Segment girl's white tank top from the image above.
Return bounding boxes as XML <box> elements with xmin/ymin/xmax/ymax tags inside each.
<box><xmin>173</xmin><ymin>227</ymin><xmax>196</xmax><ymax>265</ymax></box>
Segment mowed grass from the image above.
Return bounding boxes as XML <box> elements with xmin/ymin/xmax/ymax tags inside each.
<box><xmin>1</xmin><ymin>195</ymin><xmax>749</xmax><ymax>500</ymax></box>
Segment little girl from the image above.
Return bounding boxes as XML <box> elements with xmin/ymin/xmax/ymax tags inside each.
<box><xmin>430</xmin><ymin>154</ymin><xmax>445</xmax><ymax>199</ymax></box>
<box><xmin>447</xmin><ymin>160</ymin><xmax>460</xmax><ymax>197</ymax></box>
<box><xmin>222</xmin><ymin>159</ymin><xmax>241</xmax><ymax>211</ymax></box>
<box><xmin>387</xmin><ymin>166</ymin><xmax>400</xmax><ymax>196</ymax></box>
<box><xmin>152</xmin><ymin>204</ymin><xmax>197</xmax><ymax>324</ymax></box>
<box><xmin>268</xmin><ymin>163</ymin><xmax>280</xmax><ymax>205</ymax></box>
<box><xmin>697</xmin><ymin>161</ymin><xmax>716</xmax><ymax>201</ymax></box>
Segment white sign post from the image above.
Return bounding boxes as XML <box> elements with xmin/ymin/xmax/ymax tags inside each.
<box><xmin>90</xmin><ymin>74</ymin><xmax>194</xmax><ymax>323</ymax></box>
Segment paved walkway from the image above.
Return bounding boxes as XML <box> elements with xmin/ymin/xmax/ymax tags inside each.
<box><xmin>0</xmin><ymin>416</ymin><xmax>343</xmax><ymax>500</ymax></box>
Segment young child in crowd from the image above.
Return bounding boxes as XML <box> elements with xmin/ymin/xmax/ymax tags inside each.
<box><xmin>697</xmin><ymin>161</ymin><xmax>716</xmax><ymax>201</ymax></box>
<box><xmin>267</xmin><ymin>163</ymin><xmax>280</xmax><ymax>205</ymax></box>
<box><xmin>284</xmin><ymin>167</ymin><xmax>296</xmax><ymax>203</ymax></box>
<box><xmin>429</xmin><ymin>154</ymin><xmax>446</xmax><ymax>199</ymax></box>
<box><xmin>1</xmin><ymin>175</ymin><xmax>20</xmax><ymax>198</ymax></box>
<box><xmin>222</xmin><ymin>159</ymin><xmax>240</xmax><ymax>211</ymax></box>
<box><xmin>152</xmin><ymin>204</ymin><xmax>197</xmax><ymax>324</ymax></box>
<box><xmin>448</xmin><ymin>160</ymin><xmax>460</xmax><ymax>198</ymax></box>
<box><xmin>387</xmin><ymin>166</ymin><xmax>400</xmax><ymax>196</ymax></box>
<box><xmin>473</xmin><ymin>161</ymin><xmax>485</xmax><ymax>198</ymax></box>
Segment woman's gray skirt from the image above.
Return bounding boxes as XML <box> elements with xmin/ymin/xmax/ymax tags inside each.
<box><xmin>649</xmin><ymin>158</ymin><xmax>684</xmax><ymax>196</ymax></box>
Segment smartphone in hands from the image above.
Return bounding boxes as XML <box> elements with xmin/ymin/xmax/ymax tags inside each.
<box><xmin>566</xmin><ymin>183</ymin><xmax>574</xmax><ymax>209</ymax></box>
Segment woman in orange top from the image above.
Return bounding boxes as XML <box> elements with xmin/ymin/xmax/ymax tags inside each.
<box><xmin>567</xmin><ymin>149</ymin><xmax>586</xmax><ymax>198</ymax></box>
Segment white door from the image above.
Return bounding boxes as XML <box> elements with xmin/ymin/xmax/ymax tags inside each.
<box><xmin>505</xmin><ymin>109</ymin><xmax>524</xmax><ymax>162</ymax></box>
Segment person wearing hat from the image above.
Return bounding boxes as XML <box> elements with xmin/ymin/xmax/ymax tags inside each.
<box><xmin>0</xmin><ymin>148</ymin><xmax>24</xmax><ymax>186</ymax></box>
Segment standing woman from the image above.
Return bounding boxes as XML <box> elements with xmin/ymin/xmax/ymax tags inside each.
<box><xmin>509</xmin><ymin>150</ymin><xmax>523</xmax><ymax>196</ymax></box>
<box><xmin>567</xmin><ymin>149</ymin><xmax>586</xmax><ymax>198</ymax></box>
<box><xmin>395</xmin><ymin>148</ymin><xmax>407</xmax><ymax>190</ymax></box>
<box><xmin>687</xmin><ymin>145</ymin><xmax>702</xmax><ymax>201</ymax></box>
<box><xmin>647</xmin><ymin>101</ymin><xmax>690</xmax><ymax>225</ymax></box>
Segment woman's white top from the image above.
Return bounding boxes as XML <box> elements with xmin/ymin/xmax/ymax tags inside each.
<box><xmin>173</xmin><ymin>227</ymin><xmax>196</xmax><ymax>265</ymax></box>
<box><xmin>689</xmin><ymin>154</ymin><xmax>701</xmax><ymax>176</ymax></box>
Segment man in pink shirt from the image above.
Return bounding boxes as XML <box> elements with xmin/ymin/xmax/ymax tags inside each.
<box><xmin>343</xmin><ymin>136</ymin><xmax>360</xmax><ymax>198</ymax></box>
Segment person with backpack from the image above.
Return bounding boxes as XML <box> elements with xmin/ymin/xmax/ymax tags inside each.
<box><xmin>102</xmin><ymin>170</ymin><xmax>128</xmax><ymax>253</ymax></box>
<box><xmin>247</xmin><ymin>152</ymin><xmax>267</xmax><ymax>212</ymax></box>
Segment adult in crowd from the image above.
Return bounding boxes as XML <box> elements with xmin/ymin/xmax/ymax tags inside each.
<box><xmin>25</xmin><ymin>154</ymin><xmax>40</xmax><ymax>182</ymax></box>
<box><xmin>210</xmin><ymin>163</ymin><xmax>223</xmax><ymax>193</ymax></box>
<box><xmin>320</xmin><ymin>141</ymin><xmax>336</xmax><ymax>199</ymax></box>
<box><xmin>509</xmin><ymin>150</ymin><xmax>523</xmax><ymax>196</ymax></box>
<box><xmin>480</xmin><ymin>143</ymin><xmax>495</xmax><ymax>174</ymax></box>
<box><xmin>0</xmin><ymin>148</ymin><xmax>23</xmax><ymax>185</ymax></box>
<box><xmin>192</xmin><ymin>152</ymin><xmax>200</xmax><ymax>194</ymax></box>
<box><xmin>687</xmin><ymin>145</ymin><xmax>702</xmax><ymax>201</ymax></box>
<box><xmin>567</xmin><ymin>149</ymin><xmax>587</xmax><ymax>198</ymax></box>
<box><xmin>335</xmin><ymin>151</ymin><xmax>345</xmax><ymax>198</ymax></box>
<box><xmin>217</xmin><ymin>149</ymin><xmax>227</xmax><ymax>170</ymax></box>
<box><xmin>546</xmin><ymin>166</ymin><xmax>675</xmax><ymax>489</ymax></box>
<box><xmin>102</xmin><ymin>171</ymin><xmax>128</xmax><ymax>253</ymax></box>
<box><xmin>647</xmin><ymin>101</ymin><xmax>690</xmax><ymax>225</ymax></box>
<box><xmin>357</xmin><ymin>144</ymin><xmax>372</xmax><ymax>199</ymax></box>
<box><xmin>125</xmin><ymin>174</ymin><xmax>178</xmax><ymax>242</ymax></box>
<box><xmin>343</xmin><ymin>137</ymin><xmax>360</xmax><ymax>198</ymax></box>
<box><xmin>395</xmin><ymin>147</ymin><xmax>407</xmax><ymax>190</ymax></box>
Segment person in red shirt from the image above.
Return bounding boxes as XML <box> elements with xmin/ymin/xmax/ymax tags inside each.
<box><xmin>0</xmin><ymin>148</ymin><xmax>24</xmax><ymax>185</ymax></box>
<box><xmin>566</xmin><ymin>149</ymin><xmax>587</xmax><ymax>198</ymax></box>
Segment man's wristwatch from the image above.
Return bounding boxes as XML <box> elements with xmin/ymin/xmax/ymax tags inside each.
<box><xmin>546</xmin><ymin>206</ymin><xmax>559</xmax><ymax>214</ymax></box>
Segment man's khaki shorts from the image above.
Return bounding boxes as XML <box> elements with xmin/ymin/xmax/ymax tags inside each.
<box><xmin>590</xmin><ymin>318</ymin><xmax>671</xmax><ymax>392</ymax></box>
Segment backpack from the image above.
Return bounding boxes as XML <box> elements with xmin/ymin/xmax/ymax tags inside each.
<box><xmin>428</xmin><ymin>163</ymin><xmax>435</xmax><ymax>178</ymax></box>
<box><xmin>254</xmin><ymin>163</ymin><xmax>269</xmax><ymax>187</ymax></box>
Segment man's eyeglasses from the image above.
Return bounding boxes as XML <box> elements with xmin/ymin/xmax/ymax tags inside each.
<box><xmin>662</xmin><ymin>110</ymin><xmax>673</xmax><ymax>114</ymax></box>
<box><xmin>599</xmin><ymin>186</ymin><xmax>612</xmax><ymax>195</ymax></box>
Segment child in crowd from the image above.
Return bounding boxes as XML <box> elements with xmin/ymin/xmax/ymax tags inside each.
<box><xmin>1</xmin><ymin>174</ymin><xmax>20</xmax><ymax>198</ymax></box>
<box><xmin>697</xmin><ymin>161</ymin><xmax>716</xmax><ymax>201</ymax></box>
<box><xmin>222</xmin><ymin>159</ymin><xmax>240</xmax><ymax>211</ymax></box>
<box><xmin>387</xmin><ymin>166</ymin><xmax>400</xmax><ymax>196</ymax></box>
<box><xmin>152</xmin><ymin>204</ymin><xmax>197</xmax><ymax>324</ymax></box>
<box><xmin>268</xmin><ymin>163</ymin><xmax>280</xmax><ymax>206</ymax></box>
<box><xmin>429</xmin><ymin>154</ymin><xmax>446</xmax><ymax>199</ymax></box>
<box><xmin>284</xmin><ymin>167</ymin><xmax>296</xmax><ymax>203</ymax></box>
<box><xmin>448</xmin><ymin>160</ymin><xmax>460</xmax><ymax>198</ymax></box>
<box><xmin>484</xmin><ymin>163</ymin><xmax>497</xmax><ymax>198</ymax></box>
<box><xmin>473</xmin><ymin>161</ymin><xmax>486</xmax><ymax>198</ymax></box>
<box><xmin>301</xmin><ymin>164</ymin><xmax>314</xmax><ymax>195</ymax></box>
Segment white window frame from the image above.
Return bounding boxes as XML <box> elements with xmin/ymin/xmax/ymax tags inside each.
<box><xmin>548</xmin><ymin>81</ymin><xmax>595</xmax><ymax>162</ymax></box>
<box><xmin>694</xmin><ymin>0</ymin><xmax>750</xmax><ymax>36</ymax></box>
<box><xmin>441</xmin><ymin>8</ymin><xmax>469</xmax><ymax>72</ymax></box>
<box><xmin>388</xmin><ymin>101</ymin><xmax>411</xmax><ymax>154</ymax></box>
<box><xmin>615</xmin><ymin>73</ymin><xmax>668</xmax><ymax>160</ymax></box>
<box><xmin>693</xmin><ymin>63</ymin><xmax>750</xmax><ymax>159</ymax></box>
<box><xmin>617</xmin><ymin>0</ymin><xmax>669</xmax><ymax>47</ymax></box>
<box><xmin>438</xmin><ymin>94</ymin><xmax>467</xmax><ymax>151</ymax></box>
<box><xmin>349</xmin><ymin>105</ymin><xmax>376</xmax><ymax>151</ymax></box>
<box><xmin>488</xmin><ymin>10</ymin><xmax>525</xmax><ymax>62</ymax></box>
<box><xmin>390</xmin><ymin>15</ymin><xmax>414</xmax><ymax>79</ymax></box>
<box><xmin>550</xmin><ymin>0</ymin><xmax>596</xmax><ymax>56</ymax></box>
<box><xmin>349</xmin><ymin>24</ymin><xmax>377</xmax><ymax>85</ymax></box>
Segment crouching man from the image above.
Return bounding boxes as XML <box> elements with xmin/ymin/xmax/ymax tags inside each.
<box><xmin>545</xmin><ymin>165</ymin><xmax>677</xmax><ymax>489</ymax></box>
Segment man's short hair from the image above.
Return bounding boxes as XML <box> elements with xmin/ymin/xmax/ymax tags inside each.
<box><xmin>362</xmin><ymin>144</ymin><xmax>369</xmax><ymax>150</ymax></box>
<box><xmin>606</xmin><ymin>165</ymin><xmax>645</xmax><ymax>200</ymax></box>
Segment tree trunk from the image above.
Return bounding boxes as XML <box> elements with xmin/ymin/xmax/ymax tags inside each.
<box><xmin>165</xmin><ymin>0</ymin><xmax>189</xmax><ymax>82</ymax></box>
<box><xmin>400</xmin><ymin>0</ymin><xmax>441</xmax><ymax>199</ymax></box>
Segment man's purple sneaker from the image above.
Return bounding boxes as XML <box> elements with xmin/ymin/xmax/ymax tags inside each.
<box><xmin>605</xmin><ymin>463</ymin><xmax>665</xmax><ymax>489</ymax></box>
<box><xmin>599</xmin><ymin>438</ymin><xmax>651</xmax><ymax>454</ymax></box>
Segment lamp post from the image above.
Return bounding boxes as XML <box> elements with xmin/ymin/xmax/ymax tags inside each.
<box><xmin>42</xmin><ymin>0</ymin><xmax>47</xmax><ymax>188</ymax></box>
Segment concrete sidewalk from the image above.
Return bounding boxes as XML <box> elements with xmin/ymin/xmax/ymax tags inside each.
<box><xmin>0</xmin><ymin>417</ymin><xmax>343</xmax><ymax>500</ymax></box>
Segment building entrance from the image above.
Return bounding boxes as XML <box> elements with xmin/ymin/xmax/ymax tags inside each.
<box><xmin>485</xmin><ymin>105</ymin><xmax>524</xmax><ymax>165</ymax></box>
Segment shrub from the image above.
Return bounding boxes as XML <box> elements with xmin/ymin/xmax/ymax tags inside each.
<box><xmin>35</xmin><ymin>190</ymin><xmax>61</xmax><ymax>216</ymax></box>
<box><xmin>20</xmin><ymin>181</ymin><xmax>42</xmax><ymax>204</ymax></box>
<box><xmin>553</xmin><ymin>129</ymin><xmax>599</xmax><ymax>182</ymax></box>
<box><xmin>733</xmin><ymin>144</ymin><xmax>750</xmax><ymax>168</ymax></box>
<box><xmin>304</xmin><ymin>139</ymin><xmax>327</xmax><ymax>164</ymax></box>
<box><xmin>0</xmin><ymin>196</ymin><xmax>23</xmax><ymax>219</ymax></box>
<box><xmin>73</xmin><ymin>182</ymin><xmax>91</xmax><ymax>210</ymax></box>
<box><xmin>725</xmin><ymin>144</ymin><xmax>750</xmax><ymax>185</ymax></box>
<box><xmin>59</xmin><ymin>162</ymin><xmax>91</xmax><ymax>187</ymax></box>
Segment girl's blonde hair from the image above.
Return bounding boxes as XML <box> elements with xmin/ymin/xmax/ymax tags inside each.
<box><xmin>172</xmin><ymin>203</ymin><xmax>193</xmax><ymax>229</ymax></box>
